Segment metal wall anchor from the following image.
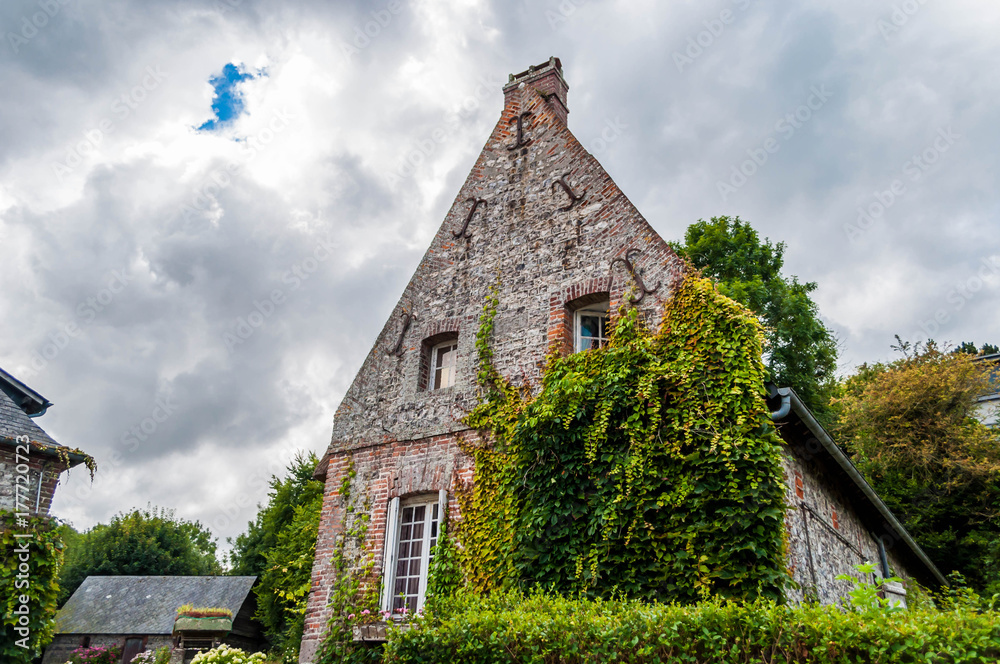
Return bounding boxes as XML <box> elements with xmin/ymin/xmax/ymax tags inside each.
<box><xmin>506</xmin><ymin>112</ymin><xmax>533</xmax><ymax>150</ymax></box>
<box><xmin>552</xmin><ymin>173</ymin><xmax>587</xmax><ymax>211</ymax></box>
<box><xmin>387</xmin><ymin>311</ymin><xmax>414</xmax><ymax>357</ymax></box>
<box><xmin>454</xmin><ymin>197</ymin><xmax>486</xmax><ymax>238</ymax></box>
<box><xmin>611</xmin><ymin>249</ymin><xmax>661</xmax><ymax>304</ymax></box>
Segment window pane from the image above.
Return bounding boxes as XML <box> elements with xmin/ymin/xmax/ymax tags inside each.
<box><xmin>580</xmin><ymin>315</ymin><xmax>601</xmax><ymax>337</ymax></box>
<box><xmin>409</xmin><ymin>559</ymin><xmax>421</xmax><ymax>575</ymax></box>
<box><xmin>407</xmin><ymin>577</ymin><xmax>420</xmax><ymax>595</ymax></box>
<box><xmin>396</xmin><ymin>559</ymin><xmax>408</xmax><ymax>576</ymax></box>
<box><xmin>433</xmin><ymin>344</ymin><xmax>458</xmax><ymax>389</ymax></box>
<box><xmin>400</xmin><ymin>524</ymin><xmax>412</xmax><ymax>540</ymax></box>
<box><xmin>410</xmin><ymin>541</ymin><xmax>422</xmax><ymax>557</ymax></box>
<box><xmin>413</xmin><ymin>505</ymin><xmax>425</xmax><ymax>520</ymax></box>
<box><xmin>412</xmin><ymin>522</ymin><xmax>424</xmax><ymax>540</ymax></box>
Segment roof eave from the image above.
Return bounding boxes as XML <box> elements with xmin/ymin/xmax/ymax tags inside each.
<box><xmin>769</xmin><ymin>385</ymin><xmax>948</xmax><ymax>588</ymax></box>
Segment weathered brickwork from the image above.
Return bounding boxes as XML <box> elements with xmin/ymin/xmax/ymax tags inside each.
<box><xmin>0</xmin><ymin>446</ymin><xmax>63</xmax><ymax>516</ymax></box>
<box><xmin>301</xmin><ymin>59</ymin><xmax>932</xmax><ymax>662</ymax></box>
<box><xmin>780</xmin><ymin>445</ymin><xmax>912</xmax><ymax>606</ymax></box>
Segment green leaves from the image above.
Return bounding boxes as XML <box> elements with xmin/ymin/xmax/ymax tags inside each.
<box><xmin>459</xmin><ymin>273</ymin><xmax>787</xmax><ymax>605</ymax></box>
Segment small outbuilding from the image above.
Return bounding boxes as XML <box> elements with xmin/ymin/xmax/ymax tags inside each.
<box><xmin>42</xmin><ymin>576</ymin><xmax>266</xmax><ymax>664</ymax></box>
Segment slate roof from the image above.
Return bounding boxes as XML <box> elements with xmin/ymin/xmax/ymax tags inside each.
<box><xmin>55</xmin><ymin>576</ymin><xmax>257</xmax><ymax>635</ymax></box>
<box><xmin>0</xmin><ymin>387</ymin><xmax>58</xmax><ymax>447</ymax></box>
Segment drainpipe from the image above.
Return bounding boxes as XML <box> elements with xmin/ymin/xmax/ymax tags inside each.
<box><xmin>768</xmin><ymin>386</ymin><xmax>792</xmax><ymax>420</ymax></box>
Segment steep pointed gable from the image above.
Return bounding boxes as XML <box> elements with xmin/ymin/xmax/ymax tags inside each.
<box><xmin>323</xmin><ymin>59</ymin><xmax>684</xmax><ymax>458</ymax></box>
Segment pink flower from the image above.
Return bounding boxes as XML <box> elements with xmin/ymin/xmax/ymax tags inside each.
<box><xmin>362</xmin><ymin>609</ymin><xmax>370</xmax><ymax>615</ymax></box>
<box><xmin>348</xmin><ymin>613</ymin><xmax>356</xmax><ymax>620</ymax></box>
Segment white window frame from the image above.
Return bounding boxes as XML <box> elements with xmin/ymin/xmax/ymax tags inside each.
<box><xmin>380</xmin><ymin>490</ymin><xmax>447</xmax><ymax>615</ymax></box>
<box><xmin>574</xmin><ymin>301</ymin><xmax>610</xmax><ymax>353</ymax></box>
<box><xmin>430</xmin><ymin>340</ymin><xmax>458</xmax><ymax>390</ymax></box>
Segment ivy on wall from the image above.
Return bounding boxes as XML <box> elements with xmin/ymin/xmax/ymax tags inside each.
<box><xmin>456</xmin><ymin>273</ymin><xmax>789</xmax><ymax>602</ymax></box>
<box><xmin>315</xmin><ymin>460</ymin><xmax>381</xmax><ymax>664</ymax></box>
<box><xmin>1</xmin><ymin>511</ymin><xmax>65</xmax><ymax>663</ymax></box>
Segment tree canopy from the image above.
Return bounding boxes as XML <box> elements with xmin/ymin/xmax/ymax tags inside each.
<box><xmin>832</xmin><ymin>339</ymin><xmax>1000</xmax><ymax>593</ymax></box>
<box><xmin>669</xmin><ymin>216</ymin><xmax>838</xmax><ymax>417</ymax></box>
<box><xmin>229</xmin><ymin>452</ymin><xmax>324</xmax><ymax>660</ymax></box>
<box><xmin>58</xmin><ymin>506</ymin><xmax>221</xmax><ymax>605</ymax></box>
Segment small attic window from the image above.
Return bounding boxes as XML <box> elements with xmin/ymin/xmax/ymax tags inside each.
<box><xmin>420</xmin><ymin>331</ymin><xmax>460</xmax><ymax>391</ymax></box>
<box><xmin>432</xmin><ymin>341</ymin><xmax>458</xmax><ymax>390</ymax></box>
<box><xmin>574</xmin><ymin>300</ymin><xmax>610</xmax><ymax>352</ymax></box>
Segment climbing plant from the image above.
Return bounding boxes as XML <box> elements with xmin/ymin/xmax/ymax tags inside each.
<box><xmin>1</xmin><ymin>511</ymin><xmax>65</xmax><ymax>663</ymax></box>
<box><xmin>315</xmin><ymin>460</ymin><xmax>382</xmax><ymax>664</ymax></box>
<box><xmin>457</xmin><ymin>272</ymin><xmax>789</xmax><ymax>602</ymax></box>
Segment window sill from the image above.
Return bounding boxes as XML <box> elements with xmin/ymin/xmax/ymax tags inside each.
<box><xmin>352</xmin><ymin>620</ymin><xmax>413</xmax><ymax>643</ymax></box>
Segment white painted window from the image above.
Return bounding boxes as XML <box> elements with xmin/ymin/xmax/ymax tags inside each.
<box><xmin>574</xmin><ymin>301</ymin><xmax>610</xmax><ymax>352</ymax></box>
<box><xmin>381</xmin><ymin>492</ymin><xmax>447</xmax><ymax>615</ymax></box>
<box><xmin>431</xmin><ymin>341</ymin><xmax>458</xmax><ymax>389</ymax></box>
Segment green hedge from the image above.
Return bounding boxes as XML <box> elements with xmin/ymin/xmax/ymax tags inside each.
<box><xmin>379</xmin><ymin>591</ymin><xmax>1000</xmax><ymax>663</ymax></box>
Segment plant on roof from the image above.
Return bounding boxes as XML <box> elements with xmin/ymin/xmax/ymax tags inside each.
<box><xmin>176</xmin><ymin>604</ymin><xmax>233</xmax><ymax>619</ymax></box>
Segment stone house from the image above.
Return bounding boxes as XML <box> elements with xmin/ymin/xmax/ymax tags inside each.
<box><xmin>0</xmin><ymin>366</ymin><xmax>90</xmax><ymax>516</ymax></box>
<box><xmin>298</xmin><ymin>58</ymin><xmax>945</xmax><ymax>662</ymax></box>
<box><xmin>42</xmin><ymin>576</ymin><xmax>264</xmax><ymax>664</ymax></box>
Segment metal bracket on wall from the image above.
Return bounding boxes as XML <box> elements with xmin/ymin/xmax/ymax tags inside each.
<box><xmin>506</xmin><ymin>112</ymin><xmax>533</xmax><ymax>150</ymax></box>
<box><xmin>552</xmin><ymin>173</ymin><xmax>586</xmax><ymax>211</ymax></box>
<box><xmin>453</xmin><ymin>197</ymin><xmax>486</xmax><ymax>239</ymax></box>
<box><xmin>610</xmin><ymin>248</ymin><xmax>661</xmax><ymax>304</ymax></box>
<box><xmin>387</xmin><ymin>311</ymin><xmax>414</xmax><ymax>357</ymax></box>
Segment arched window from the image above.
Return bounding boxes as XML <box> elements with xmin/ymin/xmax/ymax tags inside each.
<box><xmin>574</xmin><ymin>299</ymin><xmax>610</xmax><ymax>352</ymax></box>
<box><xmin>420</xmin><ymin>332</ymin><xmax>459</xmax><ymax>391</ymax></box>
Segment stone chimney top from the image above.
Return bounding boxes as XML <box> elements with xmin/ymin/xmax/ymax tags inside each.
<box><xmin>502</xmin><ymin>56</ymin><xmax>569</xmax><ymax>125</ymax></box>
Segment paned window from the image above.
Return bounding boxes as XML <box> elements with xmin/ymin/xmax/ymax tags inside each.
<box><xmin>432</xmin><ymin>341</ymin><xmax>458</xmax><ymax>389</ymax></box>
<box><xmin>574</xmin><ymin>301</ymin><xmax>610</xmax><ymax>352</ymax></box>
<box><xmin>382</xmin><ymin>493</ymin><xmax>445</xmax><ymax>615</ymax></box>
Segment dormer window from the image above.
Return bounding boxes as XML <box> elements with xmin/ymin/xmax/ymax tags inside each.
<box><xmin>574</xmin><ymin>301</ymin><xmax>610</xmax><ymax>352</ymax></box>
<box><xmin>431</xmin><ymin>341</ymin><xmax>458</xmax><ymax>389</ymax></box>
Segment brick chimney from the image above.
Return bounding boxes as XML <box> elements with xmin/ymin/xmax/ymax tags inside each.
<box><xmin>503</xmin><ymin>56</ymin><xmax>569</xmax><ymax>125</ymax></box>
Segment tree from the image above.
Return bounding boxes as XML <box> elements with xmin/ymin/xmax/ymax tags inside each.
<box><xmin>832</xmin><ymin>339</ymin><xmax>1000</xmax><ymax>593</ymax></box>
<box><xmin>669</xmin><ymin>216</ymin><xmax>839</xmax><ymax>416</ymax></box>
<box><xmin>229</xmin><ymin>453</ymin><xmax>324</xmax><ymax>659</ymax></box>
<box><xmin>953</xmin><ymin>341</ymin><xmax>999</xmax><ymax>356</ymax></box>
<box><xmin>58</xmin><ymin>506</ymin><xmax>221</xmax><ymax>604</ymax></box>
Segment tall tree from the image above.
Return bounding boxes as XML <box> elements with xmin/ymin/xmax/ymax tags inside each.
<box><xmin>832</xmin><ymin>339</ymin><xmax>1000</xmax><ymax>593</ymax></box>
<box><xmin>669</xmin><ymin>216</ymin><xmax>838</xmax><ymax>416</ymax></box>
<box><xmin>58</xmin><ymin>506</ymin><xmax>221</xmax><ymax>604</ymax></box>
<box><xmin>229</xmin><ymin>453</ymin><xmax>323</xmax><ymax>660</ymax></box>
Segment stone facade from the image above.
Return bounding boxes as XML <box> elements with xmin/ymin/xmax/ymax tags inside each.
<box><xmin>300</xmin><ymin>59</ymin><xmax>940</xmax><ymax>662</ymax></box>
<box><xmin>0</xmin><ymin>446</ymin><xmax>62</xmax><ymax>515</ymax></box>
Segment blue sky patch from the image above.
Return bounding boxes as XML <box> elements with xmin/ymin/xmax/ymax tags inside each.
<box><xmin>198</xmin><ymin>63</ymin><xmax>260</xmax><ymax>131</ymax></box>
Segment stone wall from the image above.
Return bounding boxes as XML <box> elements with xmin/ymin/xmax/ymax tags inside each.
<box><xmin>42</xmin><ymin>634</ymin><xmax>177</xmax><ymax>664</ymax></box>
<box><xmin>781</xmin><ymin>446</ymin><xmax>912</xmax><ymax>606</ymax></box>
<box><xmin>0</xmin><ymin>446</ymin><xmax>63</xmax><ymax>516</ymax></box>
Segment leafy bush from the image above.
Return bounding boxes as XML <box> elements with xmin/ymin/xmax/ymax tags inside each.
<box><xmin>380</xmin><ymin>590</ymin><xmax>1000</xmax><ymax>663</ymax></box>
<box><xmin>66</xmin><ymin>644</ymin><xmax>123</xmax><ymax>664</ymax></box>
<box><xmin>129</xmin><ymin>647</ymin><xmax>171</xmax><ymax>664</ymax></box>
<box><xmin>190</xmin><ymin>644</ymin><xmax>267</xmax><ymax>664</ymax></box>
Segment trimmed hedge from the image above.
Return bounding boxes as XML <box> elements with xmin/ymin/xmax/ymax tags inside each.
<box><xmin>380</xmin><ymin>591</ymin><xmax>1000</xmax><ymax>663</ymax></box>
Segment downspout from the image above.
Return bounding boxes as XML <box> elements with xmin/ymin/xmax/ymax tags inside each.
<box><xmin>35</xmin><ymin>469</ymin><xmax>44</xmax><ymax>515</ymax></box>
<box><xmin>768</xmin><ymin>386</ymin><xmax>792</xmax><ymax>420</ymax></box>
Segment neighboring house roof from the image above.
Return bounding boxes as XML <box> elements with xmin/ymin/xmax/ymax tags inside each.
<box><xmin>55</xmin><ymin>576</ymin><xmax>257</xmax><ymax>635</ymax></box>
<box><xmin>768</xmin><ymin>385</ymin><xmax>948</xmax><ymax>589</ymax></box>
<box><xmin>0</xmin><ymin>366</ymin><xmax>87</xmax><ymax>466</ymax></box>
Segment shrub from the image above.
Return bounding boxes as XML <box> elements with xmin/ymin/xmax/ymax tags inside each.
<box><xmin>190</xmin><ymin>644</ymin><xmax>267</xmax><ymax>664</ymax></box>
<box><xmin>129</xmin><ymin>647</ymin><xmax>172</xmax><ymax>664</ymax></box>
<box><xmin>177</xmin><ymin>604</ymin><xmax>233</xmax><ymax>618</ymax></box>
<box><xmin>380</xmin><ymin>590</ymin><xmax>1000</xmax><ymax>663</ymax></box>
<box><xmin>66</xmin><ymin>644</ymin><xmax>123</xmax><ymax>664</ymax></box>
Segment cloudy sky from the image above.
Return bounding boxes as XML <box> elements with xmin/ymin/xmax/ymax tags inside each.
<box><xmin>2</xmin><ymin>0</ymin><xmax>997</xmax><ymax>552</ymax></box>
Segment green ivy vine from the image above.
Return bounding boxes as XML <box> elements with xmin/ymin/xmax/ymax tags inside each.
<box><xmin>1</xmin><ymin>511</ymin><xmax>65</xmax><ymax>663</ymax></box>
<box><xmin>315</xmin><ymin>459</ymin><xmax>381</xmax><ymax>664</ymax></box>
<box><xmin>456</xmin><ymin>272</ymin><xmax>789</xmax><ymax>603</ymax></box>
